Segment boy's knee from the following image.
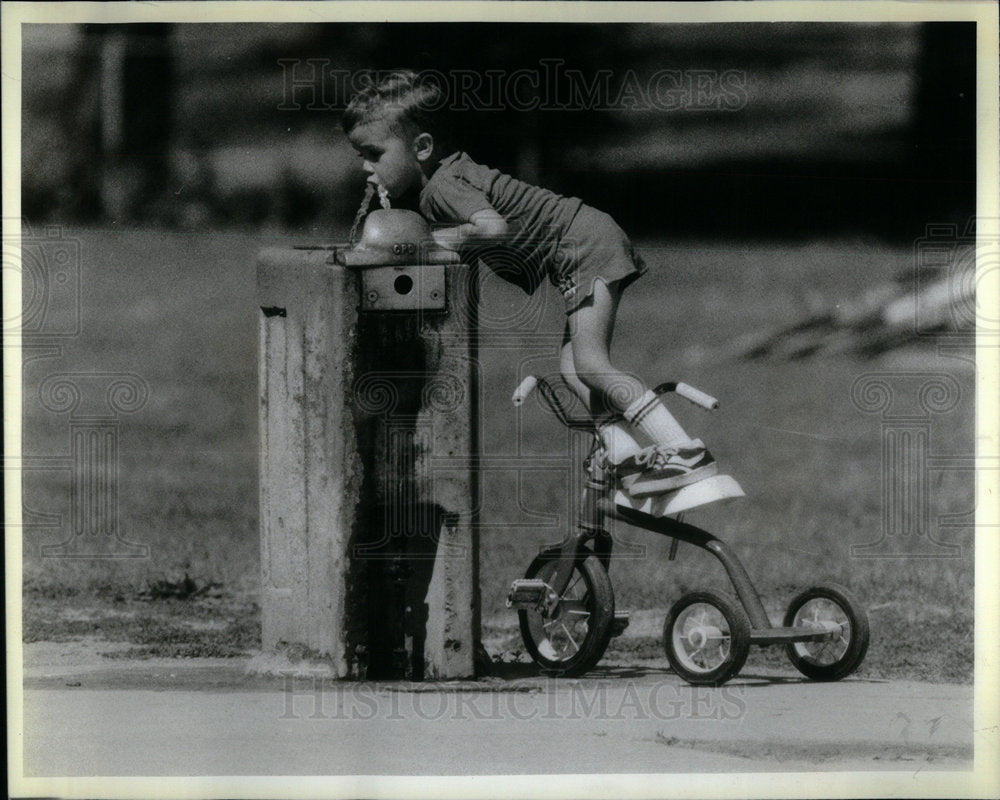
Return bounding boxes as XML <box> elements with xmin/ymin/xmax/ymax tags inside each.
<box><xmin>573</xmin><ymin>362</ymin><xmax>621</xmax><ymax>399</ymax></box>
<box><xmin>574</xmin><ymin>363</ymin><xmax>645</xmax><ymax>408</ymax></box>
<box><xmin>571</xmin><ymin>349</ymin><xmax>614</xmax><ymax>385</ymax></box>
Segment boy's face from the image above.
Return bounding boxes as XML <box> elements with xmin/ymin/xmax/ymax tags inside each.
<box><xmin>347</xmin><ymin>117</ymin><xmax>424</xmax><ymax>199</ymax></box>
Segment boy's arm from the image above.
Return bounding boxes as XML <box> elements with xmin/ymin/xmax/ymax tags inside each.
<box><xmin>431</xmin><ymin>209</ymin><xmax>509</xmax><ymax>251</ymax></box>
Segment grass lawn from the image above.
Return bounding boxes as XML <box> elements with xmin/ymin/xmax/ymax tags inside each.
<box><xmin>19</xmin><ymin>227</ymin><xmax>975</xmax><ymax>682</ymax></box>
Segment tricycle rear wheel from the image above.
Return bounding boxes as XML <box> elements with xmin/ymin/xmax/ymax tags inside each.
<box><xmin>663</xmin><ymin>590</ymin><xmax>751</xmax><ymax>686</ymax></box>
<box><xmin>518</xmin><ymin>548</ymin><xmax>615</xmax><ymax>677</ymax></box>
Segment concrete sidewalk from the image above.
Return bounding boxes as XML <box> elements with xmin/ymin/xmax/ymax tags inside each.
<box><xmin>19</xmin><ymin>653</ymin><xmax>974</xmax><ymax>777</ymax></box>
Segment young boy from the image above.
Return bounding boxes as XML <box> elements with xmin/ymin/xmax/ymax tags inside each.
<box><xmin>343</xmin><ymin>71</ymin><xmax>716</xmax><ymax>495</ymax></box>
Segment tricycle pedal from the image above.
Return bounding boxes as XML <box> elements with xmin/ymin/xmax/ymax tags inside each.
<box><xmin>610</xmin><ymin>611</ymin><xmax>630</xmax><ymax>637</ymax></box>
<box><xmin>506</xmin><ymin>578</ymin><xmax>549</xmax><ymax>609</ymax></box>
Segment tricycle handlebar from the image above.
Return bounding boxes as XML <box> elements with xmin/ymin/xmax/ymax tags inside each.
<box><xmin>653</xmin><ymin>382</ymin><xmax>720</xmax><ymax>411</ymax></box>
<box><xmin>511</xmin><ymin>375</ymin><xmax>539</xmax><ymax>406</ymax></box>
<box><xmin>513</xmin><ymin>376</ymin><xmax>719</xmax><ymax>429</ymax></box>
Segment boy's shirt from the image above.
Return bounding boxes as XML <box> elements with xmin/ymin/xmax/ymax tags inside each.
<box><xmin>419</xmin><ymin>151</ymin><xmax>584</xmax><ymax>295</ymax></box>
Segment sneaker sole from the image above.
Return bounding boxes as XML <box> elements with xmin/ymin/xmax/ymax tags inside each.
<box><xmin>623</xmin><ymin>462</ymin><xmax>719</xmax><ymax>497</ymax></box>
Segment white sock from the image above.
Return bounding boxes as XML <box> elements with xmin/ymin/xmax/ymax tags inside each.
<box><xmin>597</xmin><ymin>421</ymin><xmax>646</xmax><ymax>464</ymax></box>
<box><xmin>624</xmin><ymin>390</ymin><xmax>693</xmax><ymax>449</ymax></box>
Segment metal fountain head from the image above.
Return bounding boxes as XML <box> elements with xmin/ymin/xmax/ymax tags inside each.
<box><xmin>337</xmin><ymin>209</ymin><xmax>456</xmax><ymax>267</ymax></box>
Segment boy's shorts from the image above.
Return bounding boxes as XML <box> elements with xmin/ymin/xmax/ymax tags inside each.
<box><xmin>553</xmin><ymin>205</ymin><xmax>647</xmax><ymax>314</ymax></box>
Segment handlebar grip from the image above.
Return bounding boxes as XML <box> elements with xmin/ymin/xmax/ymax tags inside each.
<box><xmin>675</xmin><ymin>382</ymin><xmax>719</xmax><ymax>410</ymax></box>
<box><xmin>512</xmin><ymin>375</ymin><xmax>539</xmax><ymax>406</ymax></box>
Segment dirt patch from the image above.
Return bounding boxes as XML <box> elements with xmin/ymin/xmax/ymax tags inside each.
<box><xmin>22</xmin><ymin>583</ymin><xmax>261</xmax><ymax>660</ymax></box>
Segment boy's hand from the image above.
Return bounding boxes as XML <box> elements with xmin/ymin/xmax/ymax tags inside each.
<box><xmin>432</xmin><ymin>209</ymin><xmax>509</xmax><ymax>251</ymax></box>
<box><xmin>431</xmin><ymin>227</ymin><xmax>462</xmax><ymax>251</ymax></box>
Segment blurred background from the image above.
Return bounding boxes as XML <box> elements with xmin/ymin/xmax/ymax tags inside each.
<box><xmin>19</xmin><ymin>22</ymin><xmax>977</xmax><ymax>681</ymax></box>
<box><xmin>23</xmin><ymin>22</ymin><xmax>974</xmax><ymax>237</ymax></box>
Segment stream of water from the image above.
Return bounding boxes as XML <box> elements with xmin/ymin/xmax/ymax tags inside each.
<box><xmin>348</xmin><ymin>182</ymin><xmax>376</xmax><ymax>246</ymax></box>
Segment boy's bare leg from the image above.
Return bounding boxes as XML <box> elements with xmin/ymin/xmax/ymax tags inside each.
<box><xmin>559</xmin><ymin>334</ymin><xmax>593</xmax><ymax>414</ymax></box>
<box><xmin>566</xmin><ymin>279</ymin><xmax>692</xmax><ymax>449</ymax></box>
<box><xmin>564</xmin><ymin>279</ymin><xmax>643</xmax><ymax>410</ymax></box>
<box><xmin>559</xmin><ymin>334</ymin><xmax>614</xmax><ymax>420</ymax></box>
<box><xmin>560</xmin><ymin>332</ymin><xmax>646</xmax><ymax>463</ymax></box>
<box><xmin>563</xmin><ymin>279</ymin><xmax>716</xmax><ymax>494</ymax></box>
<box><xmin>562</xmin><ymin>280</ymin><xmax>646</xmax><ymax>463</ymax></box>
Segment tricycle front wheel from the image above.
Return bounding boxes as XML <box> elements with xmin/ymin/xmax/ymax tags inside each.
<box><xmin>783</xmin><ymin>583</ymin><xmax>870</xmax><ymax>681</ymax></box>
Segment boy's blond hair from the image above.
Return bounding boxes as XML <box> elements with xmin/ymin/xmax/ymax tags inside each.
<box><xmin>342</xmin><ymin>70</ymin><xmax>447</xmax><ymax>141</ymax></box>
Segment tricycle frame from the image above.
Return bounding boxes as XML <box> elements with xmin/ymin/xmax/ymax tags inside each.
<box><xmin>532</xmin><ymin>375</ymin><xmax>838</xmax><ymax>649</ymax></box>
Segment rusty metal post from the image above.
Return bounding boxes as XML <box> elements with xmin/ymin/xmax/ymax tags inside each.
<box><xmin>257</xmin><ymin>246</ymin><xmax>479</xmax><ymax>679</ymax></box>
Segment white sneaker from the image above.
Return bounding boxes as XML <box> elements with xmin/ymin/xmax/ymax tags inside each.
<box><xmin>616</xmin><ymin>441</ymin><xmax>718</xmax><ymax>496</ymax></box>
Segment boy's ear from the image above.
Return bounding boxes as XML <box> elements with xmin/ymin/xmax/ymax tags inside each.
<box><xmin>413</xmin><ymin>132</ymin><xmax>435</xmax><ymax>162</ymax></box>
